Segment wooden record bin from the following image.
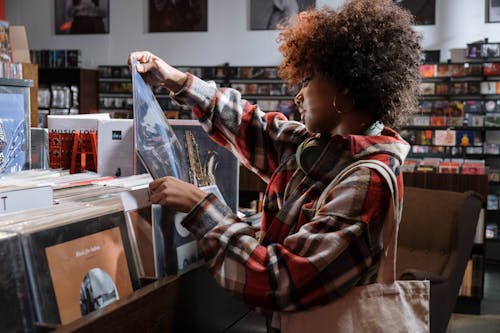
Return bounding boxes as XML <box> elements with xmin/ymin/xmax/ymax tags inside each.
<box><xmin>35</xmin><ymin>265</ymin><xmax>251</xmax><ymax>333</ymax></box>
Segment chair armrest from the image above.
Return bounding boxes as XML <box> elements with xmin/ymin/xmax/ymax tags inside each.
<box><xmin>399</xmin><ymin>268</ymin><xmax>447</xmax><ymax>284</ymax></box>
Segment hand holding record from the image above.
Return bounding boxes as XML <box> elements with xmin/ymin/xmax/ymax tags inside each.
<box><xmin>129</xmin><ymin>51</ymin><xmax>188</xmax><ymax>93</ymax></box>
<box><xmin>149</xmin><ymin>176</ymin><xmax>207</xmax><ymax>213</ymax></box>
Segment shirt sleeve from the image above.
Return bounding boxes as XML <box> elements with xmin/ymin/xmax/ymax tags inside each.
<box><xmin>171</xmin><ymin>74</ymin><xmax>306</xmax><ymax>181</ymax></box>
<box><xmin>181</xmin><ymin>166</ymin><xmax>392</xmax><ymax>311</ymax></box>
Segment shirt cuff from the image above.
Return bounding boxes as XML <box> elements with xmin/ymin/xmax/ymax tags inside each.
<box><xmin>181</xmin><ymin>193</ymin><xmax>238</xmax><ymax>239</ymax></box>
<box><xmin>169</xmin><ymin>73</ymin><xmax>218</xmax><ymax>115</ymax></box>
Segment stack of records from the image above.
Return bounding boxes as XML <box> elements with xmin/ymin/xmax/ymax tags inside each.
<box><xmin>0</xmin><ymin>198</ymin><xmax>139</xmax><ymax>325</ymax></box>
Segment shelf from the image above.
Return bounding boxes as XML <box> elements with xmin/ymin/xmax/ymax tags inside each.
<box><xmin>486</xmin><ymin>238</ymin><xmax>500</xmax><ymax>242</ymax></box>
<box><xmin>0</xmin><ymin>78</ymin><xmax>33</xmax><ymax>87</ymax></box>
<box><xmin>99</xmin><ymin>77</ymin><xmax>131</xmax><ymax>82</ymax></box>
<box><xmin>401</xmin><ymin>125</ymin><xmax>487</xmax><ymax>130</ymax></box>
<box><xmin>99</xmin><ymin>93</ymin><xmax>132</xmax><ymax>98</ymax></box>
<box><xmin>99</xmin><ymin>108</ymin><xmax>132</xmax><ymax>111</ymax></box>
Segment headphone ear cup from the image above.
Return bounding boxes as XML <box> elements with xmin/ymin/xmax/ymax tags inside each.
<box><xmin>296</xmin><ymin>137</ymin><xmax>329</xmax><ymax>174</ymax></box>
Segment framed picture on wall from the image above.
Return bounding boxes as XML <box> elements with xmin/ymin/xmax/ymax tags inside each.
<box><xmin>148</xmin><ymin>0</ymin><xmax>207</xmax><ymax>32</ymax></box>
<box><xmin>54</xmin><ymin>0</ymin><xmax>110</xmax><ymax>35</ymax></box>
<box><xmin>394</xmin><ymin>0</ymin><xmax>435</xmax><ymax>25</ymax></box>
<box><xmin>250</xmin><ymin>0</ymin><xmax>316</xmax><ymax>30</ymax></box>
<box><xmin>487</xmin><ymin>0</ymin><xmax>500</xmax><ymax>23</ymax></box>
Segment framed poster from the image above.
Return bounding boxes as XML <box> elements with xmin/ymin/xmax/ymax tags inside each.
<box><xmin>394</xmin><ymin>0</ymin><xmax>435</xmax><ymax>25</ymax></box>
<box><xmin>148</xmin><ymin>0</ymin><xmax>208</xmax><ymax>32</ymax></box>
<box><xmin>55</xmin><ymin>0</ymin><xmax>110</xmax><ymax>35</ymax></box>
<box><xmin>488</xmin><ymin>0</ymin><xmax>500</xmax><ymax>23</ymax></box>
<box><xmin>250</xmin><ymin>0</ymin><xmax>316</xmax><ymax>30</ymax></box>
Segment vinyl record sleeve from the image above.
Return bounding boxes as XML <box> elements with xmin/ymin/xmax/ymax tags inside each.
<box><xmin>131</xmin><ymin>57</ymin><xmax>187</xmax><ymax>181</ymax></box>
<box><xmin>0</xmin><ymin>87</ymin><xmax>31</xmax><ymax>174</ymax></box>
<box><xmin>0</xmin><ymin>231</ymin><xmax>35</xmax><ymax>333</ymax></box>
<box><xmin>153</xmin><ymin>184</ymin><xmax>226</xmax><ymax>278</ymax></box>
<box><xmin>3</xmin><ymin>207</ymin><xmax>139</xmax><ymax>325</ymax></box>
<box><xmin>170</xmin><ymin>119</ymin><xmax>239</xmax><ymax>212</ymax></box>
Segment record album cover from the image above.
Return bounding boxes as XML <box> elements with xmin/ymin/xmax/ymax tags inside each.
<box><xmin>0</xmin><ymin>92</ymin><xmax>30</xmax><ymax>174</ymax></box>
<box><xmin>170</xmin><ymin>119</ymin><xmax>239</xmax><ymax>212</ymax></box>
<box><xmin>45</xmin><ymin>227</ymin><xmax>132</xmax><ymax>324</ymax></box>
<box><xmin>0</xmin><ymin>232</ymin><xmax>35</xmax><ymax>333</ymax></box>
<box><xmin>14</xmin><ymin>210</ymin><xmax>139</xmax><ymax>325</ymax></box>
<box><xmin>131</xmin><ymin>57</ymin><xmax>187</xmax><ymax>181</ymax></box>
<box><xmin>153</xmin><ymin>185</ymin><xmax>227</xmax><ymax>277</ymax></box>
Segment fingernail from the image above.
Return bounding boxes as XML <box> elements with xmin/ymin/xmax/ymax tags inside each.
<box><xmin>136</xmin><ymin>64</ymin><xmax>143</xmax><ymax>72</ymax></box>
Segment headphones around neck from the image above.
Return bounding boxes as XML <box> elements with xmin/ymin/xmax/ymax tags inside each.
<box><xmin>296</xmin><ymin>121</ymin><xmax>384</xmax><ymax>174</ymax></box>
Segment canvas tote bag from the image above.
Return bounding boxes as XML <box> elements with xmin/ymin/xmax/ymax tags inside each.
<box><xmin>280</xmin><ymin>160</ymin><xmax>430</xmax><ymax>333</ymax></box>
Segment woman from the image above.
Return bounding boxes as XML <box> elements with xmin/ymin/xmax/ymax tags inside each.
<box><xmin>131</xmin><ymin>0</ymin><xmax>421</xmax><ymax>330</ymax></box>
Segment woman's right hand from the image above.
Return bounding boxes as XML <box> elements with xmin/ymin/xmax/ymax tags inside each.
<box><xmin>128</xmin><ymin>51</ymin><xmax>188</xmax><ymax>93</ymax></box>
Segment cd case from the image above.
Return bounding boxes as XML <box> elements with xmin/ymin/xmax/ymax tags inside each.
<box><xmin>131</xmin><ymin>57</ymin><xmax>187</xmax><ymax>180</ymax></box>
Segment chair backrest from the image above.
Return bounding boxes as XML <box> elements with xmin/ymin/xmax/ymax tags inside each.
<box><xmin>397</xmin><ymin>186</ymin><xmax>482</xmax><ymax>278</ymax></box>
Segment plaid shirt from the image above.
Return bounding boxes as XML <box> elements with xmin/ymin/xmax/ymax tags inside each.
<box><xmin>174</xmin><ymin>74</ymin><xmax>410</xmax><ymax>317</ymax></box>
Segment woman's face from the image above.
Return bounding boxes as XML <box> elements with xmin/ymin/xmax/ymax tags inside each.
<box><xmin>294</xmin><ymin>76</ymin><xmax>339</xmax><ymax>134</ymax></box>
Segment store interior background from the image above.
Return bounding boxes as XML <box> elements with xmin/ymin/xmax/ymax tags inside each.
<box><xmin>5</xmin><ymin>0</ymin><xmax>500</xmax><ymax>67</ymax></box>
<box><xmin>4</xmin><ymin>0</ymin><xmax>500</xmax><ymax>332</ymax></box>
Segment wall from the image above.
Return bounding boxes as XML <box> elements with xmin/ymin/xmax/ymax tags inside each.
<box><xmin>5</xmin><ymin>0</ymin><xmax>500</xmax><ymax>67</ymax></box>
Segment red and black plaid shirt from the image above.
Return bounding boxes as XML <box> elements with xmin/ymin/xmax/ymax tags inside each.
<box><xmin>174</xmin><ymin>74</ymin><xmax>410</xmax><ymax>317</ymax></box>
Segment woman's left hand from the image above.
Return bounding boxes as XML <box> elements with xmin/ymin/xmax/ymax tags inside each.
<box><xmin>149</xmin><ymin>176</ymin><xmax>208</xmax><ymax>213</ymax></box>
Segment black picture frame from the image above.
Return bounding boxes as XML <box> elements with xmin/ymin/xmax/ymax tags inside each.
<box><xmin>250</xmin><ymin>0</ymin><xmax>316</xmax><ymax>30</ymax></box>
<box><xmin>394</xmin><ymin>0</ymin><xmax>436</xmax><ymax>25</ymax></box>
<box><xmin>148</xmin><ymin>0</ymin><xmax>208</xmax><ymax>32</ymax></box>
<box><xmin>487</xmin><ymin>0</ymin><xmax>500</xmax><ymax>23</ymax></box>
<box><xmin>54</xmin><ymin>0</ymin><xmax>110</xmax><ymax>35</ymax></box>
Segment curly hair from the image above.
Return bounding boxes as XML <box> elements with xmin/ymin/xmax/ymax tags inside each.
<box><xmin>277</xmin><ymin>0</ymin><xmax>422</xmax><ymax>127</ymax></box>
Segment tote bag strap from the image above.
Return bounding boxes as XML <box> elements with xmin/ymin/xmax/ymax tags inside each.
<box><xmin>314</xmin><ymin>159</ymin><xmax>401</xmax><ymax>284</ymax></box>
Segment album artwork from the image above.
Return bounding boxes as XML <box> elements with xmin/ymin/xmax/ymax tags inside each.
<box><xmin>54</xmin><ymin>0</ymin><xmax>110</xmax><ymax>35</ymax></box>
<box><xmin>0</xmin><ymin>232</ymin><xmax>35</xmax><ymax>333</ymax></box>
<box><xmin>152</xmin><ymin>185</ymin><xmax>227</xmax><ymax>277</ymax></box>
<box><xmin>395</xmin><ymin>0</ymin><xmax>435</xmax><ymax>25</ymax></box>
<box><xmin>149</xmin><ymin>0</ymin><xmax>207</xmax><ymax>32</ymax></box>
<box><xmin>16</xmin><ymin>211</ymin><xmax>139</xmax><ymax>325</ymax></box>
<box><xmin>170</xmin><ymin>119</ymin><xmax>239</xmax><ymax>212</ymax></box>
<box><xmin>0</xmin><ymin>20</ymin><xmax>11</xmax><ymax>62</ymax></box>
<box><xmin>131</xmin><ymin>58</ymin><xmax>187</xmax><ymax>181</ymax></box>
<box><xmin>250</xmin><ymin>0</ymin><xmax>316</xmax><ymax>30</ymax></box>
<box><xmin>0</xmin><ymin>89</ymin><xmax>30</xmax><ymax>175</ymax></box>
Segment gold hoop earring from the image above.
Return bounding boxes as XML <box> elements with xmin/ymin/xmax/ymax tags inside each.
<box><xmin>333</xmin><ymin>95</ymin><xmax>343</xmax><ymax>114</ymax></box>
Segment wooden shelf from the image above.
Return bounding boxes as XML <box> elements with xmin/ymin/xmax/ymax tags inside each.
<box><xmin>50</xmin><ymin>265</ymin><xmax>250</xmax><ymax>333</ymax></box>
<box><xmin>39</xmin><ymin>68</ymin><xmax>98</xmax><ymax>114</ymax></box>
